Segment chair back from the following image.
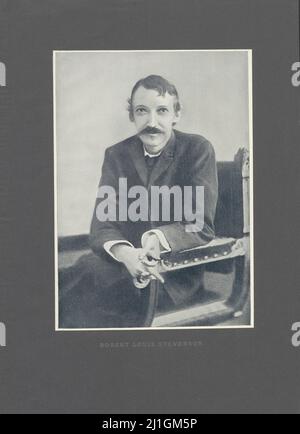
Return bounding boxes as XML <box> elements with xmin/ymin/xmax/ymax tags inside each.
<box><xmin>214</xmin><ymin>148</ymin><xmax>249</xmax><ymax>238</ymax></box>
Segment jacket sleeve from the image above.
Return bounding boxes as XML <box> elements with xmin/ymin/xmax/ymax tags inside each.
<box><xmin>154</xmin><ymin>140</ymin><xmax>218</xmax><ymax>254</ymax></box>
<box><xmin>89</xmin><ymin>148</ymin><xmax>130</xmax><ymax>256</ymax></box>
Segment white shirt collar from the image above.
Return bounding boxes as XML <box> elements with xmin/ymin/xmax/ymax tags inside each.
<box><xmin>143</xmin><ymin>146</ymin><xmax>162</xmax><ymax>158</ymax></box>
<box><xmin>142</xmin><ymin>131</ymin><xmax>175</xmax><ymax>158</ymax></box>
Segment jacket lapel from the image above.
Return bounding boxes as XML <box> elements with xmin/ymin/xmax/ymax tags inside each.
<box><xmin>148</xmin><ymin>131</ymin><xmax>176</xmax><ymax>186</ymax></box>
<box><xmin>128</xmin><ymin>136</ymin><xmax>148</xmax><ymax>186</ymax></box>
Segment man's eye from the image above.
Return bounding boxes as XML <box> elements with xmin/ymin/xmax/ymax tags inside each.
<box><xmin>158</xmin><ymin>108</ymin><xmax>168</xmax><ymax>113</ymax></box>
<box><xmin>136</xmin><ymin>108</ymin><xmax>146</xmax><ymax>113</ymax></box>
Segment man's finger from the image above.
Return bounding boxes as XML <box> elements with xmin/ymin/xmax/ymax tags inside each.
<box><xmin>141</xmin><ymin>247</ymin><xmax>160</xmax><ymax>261</ymax></box>
<box><xmin>147</xmin><ymin>267</ymin><xmax>164</xmax><ymax>284</ymax></box>
<box><xmin>136</xmin><ymin>266</ymin><xmax>150</xmax><ymax>278</ymax></box>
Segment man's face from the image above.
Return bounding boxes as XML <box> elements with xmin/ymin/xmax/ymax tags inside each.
<box><xmin>132</xmin><ymin>86</ymin><xmax>180</xmax><ymax>154</ymax></box>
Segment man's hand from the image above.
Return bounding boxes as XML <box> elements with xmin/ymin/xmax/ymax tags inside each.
<box><xmin>142</xmin><ymin>233</ymin><xmax>161</xmax><ymax>261</ymax></box>
<box><xmin>111</xmin><ymin>241</ymin><xmax>164</xmax><ymax>284</ymax></box>
<box><xmin>141</xmin><ymin>234</ymin><xmax>164</xmax><ymax>283</ymax></box>
<box><xmin>110</xmin><ymin>244</ymin><xmax>151</xmax><ymax>280</ymax></box>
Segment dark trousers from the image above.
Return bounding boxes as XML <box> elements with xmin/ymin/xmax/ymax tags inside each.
<box><xmin>58</xmin><ymin>251</ymin><xmax>175</xmax><ymax>328</ymax></box>
<box><xmin>58</xmin><ymin>248</ymin><xmax>207</xmax><ymax>328</ymax></box>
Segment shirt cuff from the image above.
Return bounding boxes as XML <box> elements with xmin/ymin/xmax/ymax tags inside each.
<box><xmin>141</xmin><ymin>230</ymin><xmax>171</xmax><ymax>253</ymax></box>
<box><xmin>103</xmin><ymin>240</ymin><xmax>134</xmax><ymax>262</ymax></box>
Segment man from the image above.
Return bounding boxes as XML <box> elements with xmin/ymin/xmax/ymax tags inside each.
<box><xmin>59</xmin><ymin>75</ymin><xmax>218</xmax><ymax>328</ymax></box>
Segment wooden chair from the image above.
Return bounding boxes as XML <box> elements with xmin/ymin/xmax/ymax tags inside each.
<box><xmin>147</xmin><ymin>147</ymin><xmax>251</xmax><ymax>327</ymax></box>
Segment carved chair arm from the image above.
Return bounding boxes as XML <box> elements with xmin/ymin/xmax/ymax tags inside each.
<box><xmin>159</xmin><ymin>237</ymin><xmax>245</xmax><ymax>274</ymax></box>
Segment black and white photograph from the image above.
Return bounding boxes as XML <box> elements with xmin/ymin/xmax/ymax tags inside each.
<box><xmin>54</xmin><ymin>50</ymin><xmax>253</xmax><ymax>330</ymax></box>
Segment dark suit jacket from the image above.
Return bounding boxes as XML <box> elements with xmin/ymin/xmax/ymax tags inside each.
<box><xmin>89</xmin><ymin>129</ymin><xmax>218</xmax><ymax>304</ymax></box>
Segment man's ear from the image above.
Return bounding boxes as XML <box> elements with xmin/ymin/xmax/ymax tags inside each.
<box><xmin>173</xmin><ymin>109</ymin><xmax>181</xmax><ymax>125</ymax></box>
<box><xmin>127</xmin><ymin>98</ymin><xmax>134</xmax><ymax>122</ymax></box>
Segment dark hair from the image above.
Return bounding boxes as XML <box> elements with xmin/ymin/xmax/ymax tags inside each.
<box><xmin>127</xmin><ymin>74</ymin><xmax>181</xmax><ymax>121</ymax></box>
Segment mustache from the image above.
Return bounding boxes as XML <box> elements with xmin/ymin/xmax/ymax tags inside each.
<box><xmin>139</xmin><ymin>126</ymin><xmax>163</xmax><ymax>135</ymax></box>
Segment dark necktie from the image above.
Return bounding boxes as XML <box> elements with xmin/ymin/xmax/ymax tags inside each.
<box><xmin>145</xmin><ymin>155</ymin><xmax>160</xmax><ymax>181</ymax></box>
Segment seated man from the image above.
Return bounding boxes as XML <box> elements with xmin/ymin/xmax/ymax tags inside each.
<box><xmin>59</xmin><ymin>74</ymin><xmax>218</xmax><ymax>328</ymax></box>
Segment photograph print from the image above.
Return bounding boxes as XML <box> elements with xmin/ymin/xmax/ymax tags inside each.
<box><xmin>54</xmin><ymin>50</ymin><xmax>253</xmax><ymax>330</ymax></box>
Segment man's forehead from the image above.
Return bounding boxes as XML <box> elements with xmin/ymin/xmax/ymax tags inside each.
<box><xmin>132</xmin><ymin>86</ymin><xmax>175</xmax><ymax>107</ymax></box>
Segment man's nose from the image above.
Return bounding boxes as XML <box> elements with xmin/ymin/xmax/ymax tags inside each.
<box><xmin>147</xmin><ymin>111</ymin><xmax>158</xmax><ymax>127</ymax></box>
